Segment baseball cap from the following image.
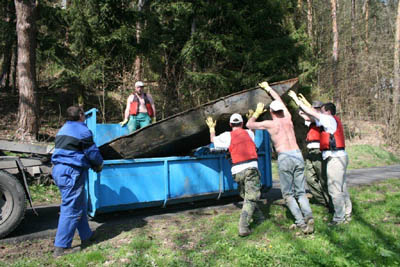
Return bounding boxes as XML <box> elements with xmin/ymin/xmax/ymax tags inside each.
<box><xmin>269</xmin><ymin>100</ymin><xmax>285</xmax><ymax>111</ymax></box>
<box><xmin>229</xmin><ymin>113</ymin><xmax>243</xmax><ymax>124</ymax></box>
<box><xmin>135</xmin><ymin>81</ymin><xmax>144</xmax><ymax>87</ymax></box>
<box><xmin>312</xmin><ymin>100</ymin><xmax>323</xmax><ymax>108</ymax></box>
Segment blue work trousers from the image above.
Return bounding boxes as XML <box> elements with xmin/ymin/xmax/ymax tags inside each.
<box><xmin>53</xmin><ymin>164</ymin><xmax>92</xmax><ymax>248</ymax></box>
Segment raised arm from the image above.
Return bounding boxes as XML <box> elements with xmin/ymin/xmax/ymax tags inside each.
<box><xmin>205</xmin><ymin>116</ymin><xmax>217</xmax><ymax>143</ymax></box>
<box><xmin>288</xmin><ymin>90</ymin><xmax>321</xmax><ymax>120</ymax></box>
<box><xmin>259</xmin><ymin>81</ymin><xmax>291</xmax><ymax>119</ymax></box>
<box><xmin>246</xmin><ymin>103</ymin><xmax>275</xmax><ymax>130</ymax></box>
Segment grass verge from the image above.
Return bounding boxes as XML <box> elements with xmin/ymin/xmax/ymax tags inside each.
<box><xmin>2</xmin><ymin>178</ymin><xmax>400</xmax><ymax>266</ymax></box>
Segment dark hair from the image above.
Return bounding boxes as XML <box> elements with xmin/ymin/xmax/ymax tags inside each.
<box><xmin>321</xmin><ymin>102</ymin><xmax>336</xmax><ymax>115</ymax></box>
<box><xmin>230</xmin><ymin>122</ymin><xmax>243</xmax><ymax>128</ymax></box>
<box><xmin>66</xmin><ymin>106</ymin><xmax>84</xmax><ymax>121</ymax></box>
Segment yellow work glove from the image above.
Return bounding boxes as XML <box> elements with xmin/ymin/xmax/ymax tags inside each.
<box><xmin>258</xmin><ymin>81</ymin><xmax>272</xmax><ymax>93</ymax></box>
<box><xmin>119</xmin><ymin>119</ymin><xmax>128</xmax><ymax>126</ymax></box>
<box><xmin>205</xmin><ymin>116</ymin><xmax>217</xmax><ymax>133</ymax></box>
<box><xmin>152</xmin><ymin>117</ymin><xmax>156</xmax><ymax>123</ymax></box>
<box><xmin>298</xmin><ymin>93</ymin><xmax>312</xmax><ymax>108</ymax></box>
<box><xmin>252</xmin><ymin>103</ymin><xmax>266</xmax><ymax>119</ymax></box>
<box><xmin>287</xmin><ymin>90</ymin><xmax>302</xmax><ymax>106</ymax></box>
<box><xmin>246</xmin><ymin>109</ymin><xmax>254</xmax><ymax>119</ymax></box>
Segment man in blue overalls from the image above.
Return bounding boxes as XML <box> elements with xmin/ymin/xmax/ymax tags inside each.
<box><xmin>51</xmin><ymin>106</ymin><xmax>103</xmax><ymax>257</ymax></box>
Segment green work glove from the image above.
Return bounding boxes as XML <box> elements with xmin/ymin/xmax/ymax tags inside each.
<box><xmin>119</xmin><ymin>119</ymin><xmax>128</xmax><ymax>127</ymax></box>
<box><xmin>258</xmin><ymin>81</ymin><xmax>272</xmax><ymax>93</ymax></box>
<box><xmin>252</xmin><ymin>103</ymin><xmax>266</xmax><ymax>119</ymax></box>
<box><xmin>298</xmin><ymin>93</ymin><xmax>312</xmax><ymax>108</ymax></box>
<box><xmin>246</xmin><ymin>109</ymin><xmax>254</xmax><ymax>119</ymax></box>
<box><xmin>288</xmin><ymin>90</ymin><xmax>302</xmax><ymax>106</ymax></box>
<box><xmin>205</xmin><ymin>116</ymin><xmax>217</xmax><ymax>133</ymax></box>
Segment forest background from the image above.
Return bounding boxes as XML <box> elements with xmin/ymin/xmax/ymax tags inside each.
<box><xmin>1</xmin><ymin>0</ymin><xmax>400</xmax><ymax>151</ymax></box>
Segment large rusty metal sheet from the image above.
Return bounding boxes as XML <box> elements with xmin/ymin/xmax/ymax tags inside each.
<box><xmin>99</xmin><ymin>78</ymin><xmax>298</xmax><ymax>159</ymax></box>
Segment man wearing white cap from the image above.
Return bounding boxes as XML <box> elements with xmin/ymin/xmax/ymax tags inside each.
<box><xmin>120</xmin><ymin>81</ymin><xmax>156</xmax><ymax>133</ymax></box>
<box><xmin>205</xmin><ymin>113</ymin><xmax>264</xmax><ymax>237</ymax></box>
<box><xmin>246</xmin><ymin>82</ymin><xmax>314</xmax><ymax>234</ymax></box>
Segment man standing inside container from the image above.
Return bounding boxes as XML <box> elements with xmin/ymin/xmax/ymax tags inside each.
<box><xmin>120</xmin><ymin>81</ymin><xmax>156</xmax><ymax>133</ymax></box>
<box><xmin>205</xmin><ymin>113</ymin><xmax>264</xmax><ymax>237</ymax></box>
<box><xmin>288</xmin><ymin>92</ymin><xmax>352</xmax><ymax>226</ymax></box>
<box><xmin>51</xmin><ymin>106</ymin><xmax>104</xmax><ymax>257</ymax></box>
<box><xmin>246</xmin><ymin>82</ymin><xmax>314</xmax><ymax>234</ymax></box>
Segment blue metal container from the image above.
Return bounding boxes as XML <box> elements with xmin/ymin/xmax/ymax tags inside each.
<box><xmin>85</xmin><ymin>108</ymin><xmax>272</xmax><ymax>217</ymax></box>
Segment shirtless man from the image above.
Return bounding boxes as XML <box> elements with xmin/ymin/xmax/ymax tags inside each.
<box><xmin>246</xmin><ymin>82</ymin><xmax>314</xmax><ymax>234</ymax></box>
<box><xmin>120</xmin><ymin>81</ymin><xmax>156</xmax><ymax>133</ymax></box>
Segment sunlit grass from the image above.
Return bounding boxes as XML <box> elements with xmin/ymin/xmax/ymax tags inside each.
<box><xmin>4</xmin><ymin>179</ymin><xmax>400</xmax><ymax>266</ymax></box>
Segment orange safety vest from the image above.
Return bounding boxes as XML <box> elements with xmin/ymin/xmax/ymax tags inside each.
<box><xmin>306</xmin><ymin>123</ymin><xmax>321</xmax><ymax>144</ymax></box>
<box><xmin>229</xmin><ymin>129</ymin><xmax>258</xmax><ymax>165</ymax></box>
<box><xmin>320</xmin><ymin>115</ymin><xmax>345</xmax><ymax>151</ymax></box>
<box><xmin>129</xmin><ymin>93</ymin><xmax>154</xmax><ymax>118</ymax></box>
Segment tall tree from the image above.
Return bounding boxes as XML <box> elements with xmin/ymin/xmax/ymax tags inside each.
<box><xmin>394</xmin><ymin>0</ymin><xmax>400</xmax><ymax>113</ymax></box>
<box><xmin>134</xmin><ymin>0</ymin><xmax>145</xmax><ymax>81</ymax></box>
<box><xmin>307</xmin><ymin>0</ymin><xmax>313</xmax><ymax>42</ymax></box>
<box><xmin>0</xmin><ymin>0</ymin><xmax>16</xmax><ymax>90</ymax></box>
<box><xmin>330</xmin><ymin>0</ymin><xmax>339</xmax><ymax>104</ymax></box>
<box><xmin>14</xmin><ymin>0</ymin><xmax>39</xmax><ymax>141</ymax></box>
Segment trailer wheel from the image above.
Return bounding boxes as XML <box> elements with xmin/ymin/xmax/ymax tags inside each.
<box><xmin>0</xmin><ymin>170</ymin><xmax>26</xmax><ymax>238</ymax></box>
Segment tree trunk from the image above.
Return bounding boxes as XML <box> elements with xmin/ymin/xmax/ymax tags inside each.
<box><xmin>307</xmin><ymin>0</ymin><xmax>312</xmax><ymax>43</ymax></box>
<box><xmin>363</xmin><ymin>0</ymin><xmax>369</xmax><ymax>53</ymax></box>
<box><xmin>134</xmin><ymin>0</ymin><xmax>146</xmax><ymax>82</ymax></box>
<box><xmin>394</xmin><ymin>0</ymin><xmax>400</xmax><ymax>112</ymax></box>
<box><xmin>14</xmin><ymin>0</ymin><xmax>39</xmax><ymax>141</ymax></box>
<box><xmin>0</xmin><ymin>0</ymin><xmax>16</xmax><ymax>91</ymax></box>
<box><xmin>330</xmin><ymin>0</ymin><xmax>339</xmax><ymax>105</ymax></box>
<box><xmin>350</xmin><ymin>0</ymin><xmax>355</xmax><ymax>76</ymax></box>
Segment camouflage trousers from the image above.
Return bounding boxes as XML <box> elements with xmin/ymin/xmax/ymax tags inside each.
<box><xmin>305</xmin><ymin>148</ymin><xmax>330</xmax><ymax>208</ymax></box>
<box><xmin>233</xmin><ymin>167</ymin><xmax>263</xmax><ymax>228</ymax></box>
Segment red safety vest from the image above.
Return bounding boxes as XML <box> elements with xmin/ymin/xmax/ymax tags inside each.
<box><xmin>320</xmin><ymin>115</ymin><xmax>345</xmax><ymax>151</ymax></box>
<box><xmin>306</xmin><ymin>123</ymin><xmax>321</xmax><ymax>144</ymax></box>
<box><xmin>229</xmin><ymin>129</ymin><xmax>258</xmax><ymax>165</ymax></box>
<box><xmin>129</xmin><ymin>93</ymin><xmax>154</xmax><ymax>118</ymax></box>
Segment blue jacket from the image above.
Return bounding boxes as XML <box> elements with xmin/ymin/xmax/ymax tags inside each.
<box><xmin>51</xmin><ymin>121</ymin><xmax>103</xmax><ymax>169</ymax></box>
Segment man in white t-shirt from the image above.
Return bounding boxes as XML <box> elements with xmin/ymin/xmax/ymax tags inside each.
<box><xmin>205</xmin><ymin>113</ymin><xmax>264</xmax><ymax>237</ymax></box>
<box><xmin>288</xmin><ymin>91</ymin><xmax>352</xmax><ymax>225</ymax></box>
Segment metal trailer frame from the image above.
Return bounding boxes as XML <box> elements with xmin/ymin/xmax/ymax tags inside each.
<box><xmin>85</xmin><ymin>108</ymin><xmax>272</xmax><ymax>217</ymax></box>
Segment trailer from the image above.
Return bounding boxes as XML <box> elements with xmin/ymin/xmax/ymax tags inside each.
<box><xmin>85</xmin><ymin>108</ymin><xmax>272</xmax><ymax>217</ymax></box>
<box><xmin>0</xmin><ymin>142</ymin><xmax>53</xmax><ymax>238</ymax></box>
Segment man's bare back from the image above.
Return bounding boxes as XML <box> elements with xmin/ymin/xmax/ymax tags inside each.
<box><xmin>267</xmin><ymin>116</ymin><xmax>299</xmax><ymax>153</ymax></box>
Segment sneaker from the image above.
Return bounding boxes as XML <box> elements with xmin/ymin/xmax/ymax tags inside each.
<box><xmin>53</xmin><ymin>246</ymin><xmax>81</xmax><ymax>258</ymax></box>
<box><xmin>345</xmin><ymin>214</ymin><xmax>352</xmax><ymax>223</ymax></box>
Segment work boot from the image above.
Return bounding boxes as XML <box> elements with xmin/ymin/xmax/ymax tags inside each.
<box><xmin>81</xmin><ymin>230</ymin><xmax>98</xmax><ymax>248</ymax></box>
<box><xmin>238</xmin><ymin>213</ymin><xmax>251</xmax><ymax>237</ymax></box>
<box><xmin>53</xmin><ymin>246</ymin><xmax>81</xmax><ymax>258</ymax></box>
<box><xmin>303</xmin><ymin>217</ymin><xmax>315</xmax><ymax>234</ymax></box>
<box><xmin>253</xmin><ymin>205</ymin><xmax>266</xmax><ymax>224</ymax></box>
